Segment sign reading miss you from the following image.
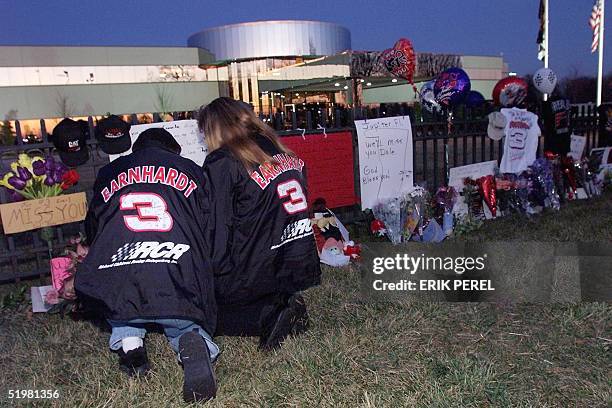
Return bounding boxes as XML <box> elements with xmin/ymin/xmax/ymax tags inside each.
<box><xmin>109</xmin><ymin>120</ymin><xmax>208</xmax><ymax>166</ymax></box>
<box><xmin>355</xmin><ymin>116</ymin><xmax>413</xmax><ymax>209</ymax></box>
<box><xmin>0</xmin><ymin>192</ymin><xmax>87</xmax><ymax>234</ymax></box>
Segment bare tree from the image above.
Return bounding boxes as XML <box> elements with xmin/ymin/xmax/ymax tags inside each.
<box><xmin>56</xmin><ymin>92</ymin><xmax>74</xmax><ymax>118</ymax></box>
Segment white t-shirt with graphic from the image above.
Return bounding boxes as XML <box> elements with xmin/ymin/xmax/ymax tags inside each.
<box><xmin>499</xmin><ymin>108</ymin><xmax>541</xmax><ymax>174</ymax></box>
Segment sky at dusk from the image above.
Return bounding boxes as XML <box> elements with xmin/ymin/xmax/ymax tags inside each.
<box><xmin>1</xmin><ymin>0</ymin><xmax>610</xmax><ymax>78</ymax></box>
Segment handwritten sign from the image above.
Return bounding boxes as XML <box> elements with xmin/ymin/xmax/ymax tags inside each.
<box><xmin>281</xmin><ymin>131</ymin><xmax>356</xmax><ymax>208</ymax></box>
<box><xmin>109</xmin><ymin>120</ymin><xmax>208</xmax><ymax>166</ymax></box>
<box><xmin>448</xmin><ymin>160</ymin><xmax>498</xmax><ymax>191</ymax></box>
<box><xmin>355</xmin><ymin>116</ymin><xmax>413</xmax><ymax>209</ymax></box>
<box><xmin>0</xmin><ymin>192</ymin><xmax>87</xmax><ymax>234</ymax></box>
<box><xmin>569</xmin><ymin>135</ymin><xmax>586</xmax><ymax>161</ymax></box>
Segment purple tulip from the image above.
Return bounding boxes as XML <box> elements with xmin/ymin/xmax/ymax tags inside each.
<box><xmin>8</xmin><ymin>190</ymin><xmax>24</xmax><ymax>202</ymax></box>
<box><xmin>17</xmin><ymin>166</ymin><xmax>32</xmax><ymax>181</ymax></box>
<box><xmin>44</xmin><ymin>174</ymin><xmax>56</xmax><ymax>186</ymax></box>
<box><xmin>32</xmin><ymin>160</ymin><xmax>46</xmax><ymax>176</ymax></box>
<box><xmin>44</xmin><ymin>156</ymin><xmax>55</xmax><ymax>171</ymax></box>
<box><xmin>8</xmin><ymin>176</ymin><xmax>27</xmax><ymax>190</ymax></box>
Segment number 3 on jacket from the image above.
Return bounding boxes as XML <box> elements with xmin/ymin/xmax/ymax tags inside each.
<box><xmin>277</xmin><ymin>179</ymin><xmax>307</xmax><ymax>214</ymax></box>
<box><xmin>120</xmin><ymin>192</ymin><xmax>173</xmax><ymax>232</ymax></box>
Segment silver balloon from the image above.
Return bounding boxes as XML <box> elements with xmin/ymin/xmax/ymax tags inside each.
<box><xmin>532</xmin><ymin>67</ymin><xmax>557</xmax><ymax>94</ymax></box>
<box><xmin>420</xmin><ymin>80</ymin><xmax>441</xmax><ymax>113</ymax></box>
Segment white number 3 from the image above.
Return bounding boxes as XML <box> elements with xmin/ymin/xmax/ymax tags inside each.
<box><xmin>120</xmin><ymin>193</ymin><xmax>173</xmax><ymax>232</ymax></box>
<box><xmin>277</xmin><ymin>179</ymin><xmax>307</xmax><ymax>214</ymax></box>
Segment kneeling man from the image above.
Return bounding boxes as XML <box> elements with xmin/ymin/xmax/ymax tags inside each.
<box><xmin>75</xmin><ymin>127</ymin><xmax>218</xmax><ymax>403</ymax></box>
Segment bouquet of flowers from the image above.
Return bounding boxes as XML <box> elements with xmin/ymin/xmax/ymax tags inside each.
<box><xmin>45</xmin><ymin>234</ymin><xmax>89</xmax><ymax>315</ymax></box>
<box><xmin>0</xmin><ymin>154</ymin><xmax>79</xmax><ymax>202</ymax></box>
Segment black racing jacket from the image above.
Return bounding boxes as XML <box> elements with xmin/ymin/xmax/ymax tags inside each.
<box><xmin>75</xmin><ymin>143</ymin><xmax>216</xmax><ymax>334</ymax></box>
<box><xmin>201</xmin><ymin>136</ymin><xmax>321</xmax><ymax>305</ymax></box>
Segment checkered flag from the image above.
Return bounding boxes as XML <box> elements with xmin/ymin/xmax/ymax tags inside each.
<box><xmin>111</xmin><ymin>242</ymin><xmax>142</xmax><ymax>262</ymax></box>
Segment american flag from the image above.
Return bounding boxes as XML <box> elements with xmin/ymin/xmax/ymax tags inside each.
<box><xmin>590</xmin><ymin>0</ymin><xmax>603</xmax><ymax>53</ymax></box>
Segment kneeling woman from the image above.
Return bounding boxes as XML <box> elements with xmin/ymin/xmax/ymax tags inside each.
<box><xmin>197</xmin><ymin>98</ymin><xmax>321</xmax><ymax>349</ymax></box>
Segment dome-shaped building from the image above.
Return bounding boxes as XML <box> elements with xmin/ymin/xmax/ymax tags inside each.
<box><xmin>188</xmin><ymin>20</ymin><xmax>351</xmax><ymax>113</ymax></box>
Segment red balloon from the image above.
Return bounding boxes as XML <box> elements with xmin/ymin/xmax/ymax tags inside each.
<box><xmin>381</xmin><ymin>38</ymin><xmax>417</xmax><ymax>84</ymax></box>
<box><xmin>492</xmin><ymin>77</ymin><xmax>528</xmax><ymax>107</ymax></box>
<box><xmin>477</xmin><ymin>175</ymin><xmax>497</xmax><ymax>217</ymax></box>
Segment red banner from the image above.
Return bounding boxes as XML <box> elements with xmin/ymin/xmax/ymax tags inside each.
<box><xmin>281</xmin><ymin>131</ymin><xmax>357</xmax><ymax>208</ymax></box>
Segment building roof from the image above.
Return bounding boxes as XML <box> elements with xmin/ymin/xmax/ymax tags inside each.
<box><xmin>0</xmin><ymin>46</ymin><xmax>215</xmax><ymax>67</ymax></box>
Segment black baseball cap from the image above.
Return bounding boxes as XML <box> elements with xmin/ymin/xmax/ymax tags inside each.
<box><xmin>95</xmin><ymin>115</ymin><xmax>131</xmax><ymax>154</ymax></box>
<box><xmin>52</xmin><ymin>118</ymin><xmax>89</xmax><ymax>167</ymax></box>
<box><xmin>133</xmin><ymin>128</ymin><xmax>181</xmax><ymax>154</ymax></box>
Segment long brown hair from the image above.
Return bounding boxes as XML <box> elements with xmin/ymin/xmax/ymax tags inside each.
<box><xmin>197</xmin><ymin>97</ymin><xmax>293</xmax><ymax>170</ymax></box>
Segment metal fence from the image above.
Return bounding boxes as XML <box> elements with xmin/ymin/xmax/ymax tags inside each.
<box><xmin>0</xmin><ymin>104</ymin><xmax>603</xmax><ymax>283</ymax></box>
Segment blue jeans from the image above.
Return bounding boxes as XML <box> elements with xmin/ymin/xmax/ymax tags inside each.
<box><xmin>108</xmin><ymin>318</ymin><xmax>219</xmax><ymax>362</ymax></box>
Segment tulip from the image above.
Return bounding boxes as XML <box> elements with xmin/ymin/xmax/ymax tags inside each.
<box><xmin>32</xmin><ymin>160</ymin><xmax>46</xmax><ymax>176</ymax></box>
<box><xmin>8</xmin><ymin>176</ymin><xmax>27</xmax><ymax>190</ymax></box>
<box><xmin>8</xmin><ymin>190</ymin><xmax>25</xmax><ymax>202</ymax></box>
<box><xmin>17</xmin><ymin>153</ymin><xmax>34</xmax><ymax>169</ymax></box>
<box><xmin>44</xmin><ymin>175</ymin><xmax>56</xmax><ymax>186</ymax></box>
<box><xmin>17</xmin><ymin>166</ymin><xmax>32</xmax><ymax>181</ymax></box>
<box><xmin>0</xmin><ymin>173</ymin><xmax>15</xmax><ymax>190</ymax></box>
<box><xmin>44</xmin><ymin>156</ymin><xmax>56</xmax><ymax>171</ymax></box>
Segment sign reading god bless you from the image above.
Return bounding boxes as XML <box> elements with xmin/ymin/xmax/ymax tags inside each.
<box><xmin>0</xmin><ymin>192</ymin><xmax>87</xmax><ymax>234</ymax></box>
<box><xmin>108</xmin><ymin>120</ymin><xmax>208</xmax><ymax>166</ymax></box>
<box><xmin>355</xmin><ymin>116</ymin><xmax>414</xmax><ymax>209</ymax></box>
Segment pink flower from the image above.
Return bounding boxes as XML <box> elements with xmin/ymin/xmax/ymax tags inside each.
<box><xmin>76</xmin><ymin>243</ymin><xmax>89</xmax><ymax>260</ymax></box>
<box><xmin>44</xmin><ymin>288</ymin><xmax>60</xmax><ymax>305</ymax></box>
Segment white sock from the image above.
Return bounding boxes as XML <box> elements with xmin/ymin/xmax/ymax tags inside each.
<box><xmin>122</xmin><ymin>336</ymin><xmax>143</xmax><ymax>353</ymax></box>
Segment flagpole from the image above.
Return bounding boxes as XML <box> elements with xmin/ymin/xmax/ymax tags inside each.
<box><xmin>544</xmin><ymin>0</ymin><xmax>549</xmax><ymax>101</ymax></box>
<box><xmin>596</xmin><ymin>0</ymin><xmax>605</xmax><ymax>106</ymax></box>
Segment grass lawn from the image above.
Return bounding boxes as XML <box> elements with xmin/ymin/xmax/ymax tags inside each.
<box><xmin>1</xmin><ymin>192</ymin><xmax>611</xmax><ymax>407</ymax></box>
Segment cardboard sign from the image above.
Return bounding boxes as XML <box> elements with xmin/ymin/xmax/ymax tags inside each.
<box><xmin>590</xmin><ymin>147</ymin><xmax>612</xmax><ymax>181</ymax></box>
<box><xmin>569</xmin><ymin>134</ymin><xmax>586</xmax><ymax>161</ymax></box>
<box><xmin>31</xmin><ymin>285</ymin><xmax>55</xmax><ymax>313</ymax></box>
<box><xmin>448</xmin><ymin>160</ymin><xmax>498</xmax><ymax>191</ymax></box>
<box><xmin>355</xmin><ymin>116</ymin><xmax>414</xmax><ymax>209</ymax></box>
<box><xmin>281</xmin><ymin>131</ymin><xmax>356</xmax><ymax>208</ymax></box>
<box><xmin>109</xmin><ymin>120</ymin><xmax>208</xmax><ymax>166</ymax></box>
<box><xmin>0</xmin><ymin>192</ymin><xmax>87</xmax><ymax>234</ymax></box>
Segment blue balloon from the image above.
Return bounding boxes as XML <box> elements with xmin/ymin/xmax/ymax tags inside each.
<box><xmin>433</xmin><ymin>67</ymin><xmax>471</xmax><ymax>107</ymax></box>
<box><xmin>465</xmin><ymin>90</ymin><xmax>485</xmax><ymax>107</ymax></box>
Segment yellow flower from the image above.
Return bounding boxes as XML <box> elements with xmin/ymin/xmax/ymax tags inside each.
<box><xmin>17</xmin><ymin>153</ymin><xmax>35</xmax><ymax>171</ymax></box>
<box><xmin>0</xmin><ymin>173</ymin><xmax>14</xmax><ymax>190</ymax></box>
<box><xmin>10</xmin><ymin>162</ymin><xmax>18</xmax><ymax>173</ymax></box>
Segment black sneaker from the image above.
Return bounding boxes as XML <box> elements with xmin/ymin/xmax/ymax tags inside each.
<box><xmin>179</xmin><ymin>331</ymin><xmax>217</xmax><ymax>403</ymax></box>
<box><xmin>118</xmin><ymin>346</ymin><xmax>150</xmax><ymax>378</ymax></box>
<box><xmin>259</xmin><ymin>294</ymin><xmax>309</xmax><ymax>351</ymax></box>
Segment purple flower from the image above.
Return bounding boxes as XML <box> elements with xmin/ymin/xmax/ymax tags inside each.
<box><xmin>8</xmin><ymin>176</ymin><xmax>27</xmax><ymax>190</ymax></box>
<box><xmin>17</xmin><ymin>166</ymin><xmax>32</xmax><ymax>181</ymax></box>
<box><xmin>8</xmin><ymin>190</ymin><xmax>24</xmax><ymax>202</ymax></box>
<box><xmin>44</xmin><ymin>156</ymin><xmax>56</xmax><ymax>171</ymax></box>
<box><xmin>32</xmin><ymin>160</ymin><xmax>46</xmax><ymax>176</ymax></box>
<box><xmin>44</xmin><ymin>175</ymin><xmax>56</xmax><ymax>186</ymax></box>
<box><xmin>52</xmin><ymin>163</ymin><xmax>68</xmax><ymax>180</ymax></box>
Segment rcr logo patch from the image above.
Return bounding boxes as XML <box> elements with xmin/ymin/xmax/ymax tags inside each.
<box><xmin>99</xmin><ymin>241</ymin><xmax>190</xmax><ymax>269</ymax></box>
<box><xmin>270</xmin><ymin>218</ymin><xmax>313</xmax><ymax>250</ymax></box>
